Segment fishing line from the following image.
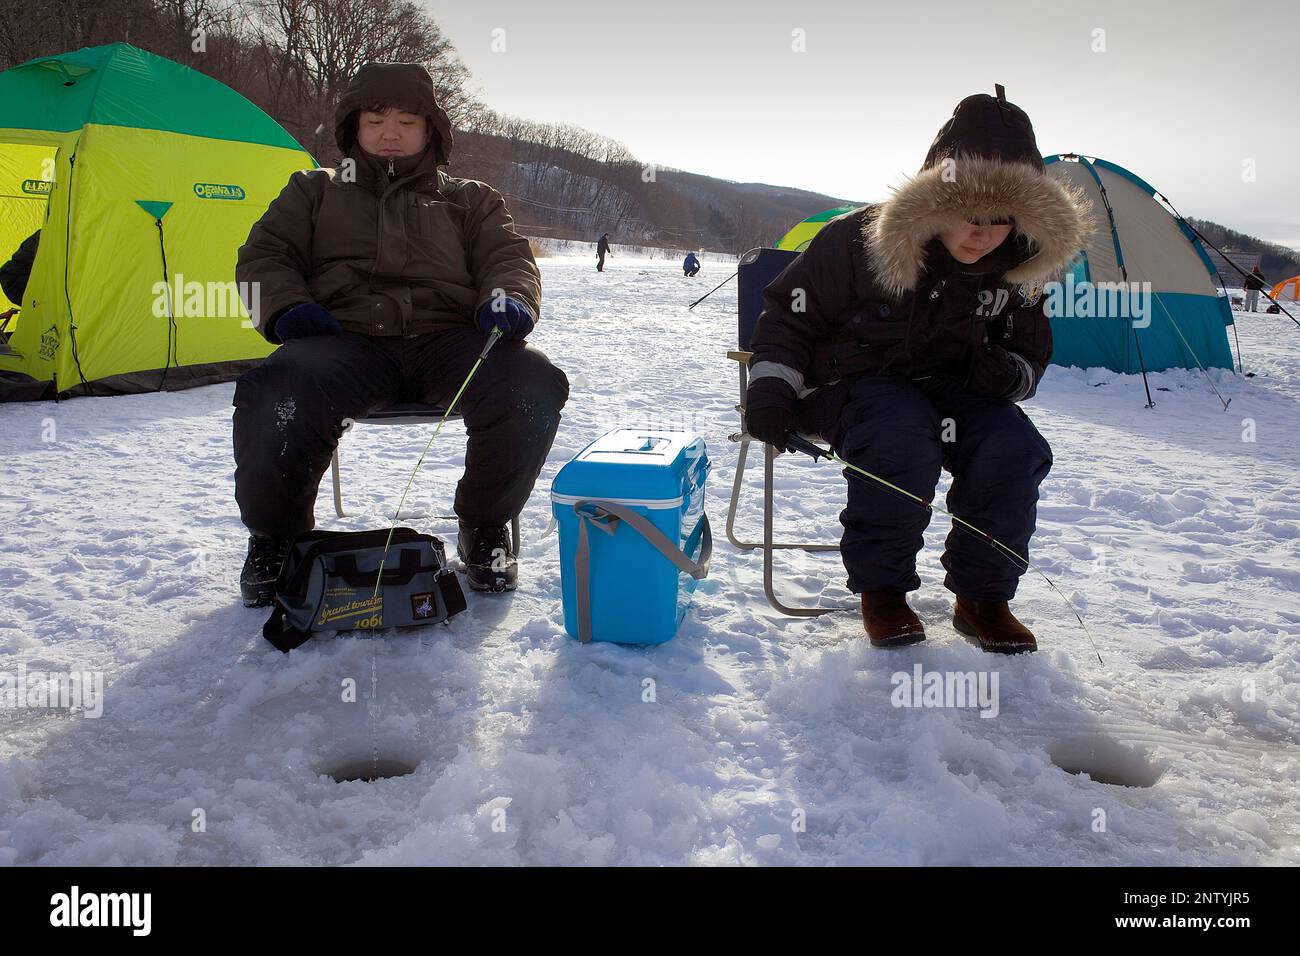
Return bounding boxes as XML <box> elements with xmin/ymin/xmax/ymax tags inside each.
<box><xmin>372</xmin><ymin>327</ymin><xmax>502</xmax><ymax>599</ymax></box>
<box><xmin>783</xmin><ymin>434</ymin><xmax>1103</xmax><ymax>664</ymax></box>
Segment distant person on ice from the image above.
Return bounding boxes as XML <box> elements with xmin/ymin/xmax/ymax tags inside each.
<box><xmin>745</xmin><ymin>90</ymin><xmax>1091</xmax><ymax>653</ymax></box>
<box><xmin>233</xmin><ymin>62</ymin><xmax>569</xmax><ymax>607</ymax></box>
<box><xmin>1242</xmin><ymin>266</ymin><xmax>1265</xmax><ymax>312</ymax></box>
<box><xmin>683</xmin><ymin>252</ymin><xmax>701</xmax><ymax>277</ymax></box>
<box><xmin>596</xmin><ymin>232</ymin><xmax>611</xmax><ymax>272</ymax></box>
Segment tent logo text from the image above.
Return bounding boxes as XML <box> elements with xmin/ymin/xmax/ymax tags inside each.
<box><xmin>192</xmin><ymin>182</ymin><xmax>245</xmax><ymax>201</ymax></box>
<box><xmin>1044</xmin><ymin>274</ymin><xmax>1153</xmax><ymax>328</ymax></box>
<box><xmin>21</xmin><ymin>179</ymin><xmax>53</xmax><ymax>195</ymax></box>
<box><xmin>39</xmin><ymin>324</ymin><xmax>60</xmax><ymax>361</ymax></box>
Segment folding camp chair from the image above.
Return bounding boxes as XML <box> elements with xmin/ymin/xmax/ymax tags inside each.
<box><xmin>0</xmin><ymin>308</ymin><xmax>16</xmax><ymax>353</ymax></box>
<box><xmin>328</xmin><ymin>402</ymin><xmax>521</xmax><ymax>555</ymax></box>
<box><xmin>724</xmin><ymin>247</ymin><xmax>852</xmax><ymax>617</ymax></box>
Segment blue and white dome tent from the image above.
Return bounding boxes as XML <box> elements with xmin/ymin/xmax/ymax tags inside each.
<box><xmin>1043</xmin><ymin>154</ymin><xmax>1236</xmax><ymax>384</ymax></box>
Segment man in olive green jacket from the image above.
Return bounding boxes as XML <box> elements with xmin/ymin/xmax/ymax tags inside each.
<box><xmin>234</xmin><ymin>61</ymin><xmax>568</xmax><ymax>606</ymax></box>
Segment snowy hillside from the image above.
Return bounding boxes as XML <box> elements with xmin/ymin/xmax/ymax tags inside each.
<box><xmin>1</xmin><ymin>254</ymin><xmax>1297</xmax><ymax>865</ymax></box>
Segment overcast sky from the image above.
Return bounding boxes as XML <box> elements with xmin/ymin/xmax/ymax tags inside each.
<box><xmin>429</xmin><ymin>0</ymin><xmax>1300</xmax><ymax>250</ymax></box>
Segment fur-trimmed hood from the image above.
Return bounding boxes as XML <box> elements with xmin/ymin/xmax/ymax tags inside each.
<box><xmin>864</xmin><ymin>94</ymin><xmax>1093</xmax><ymax>298</ymax></box>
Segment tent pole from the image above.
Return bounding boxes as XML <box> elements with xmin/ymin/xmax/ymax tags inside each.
<box><xmin>1131</xmin><ymin>324</ymin><xmax>1155</xmax><ymax>409</ymax></box>
<box><xmin>63</xmin><ymin>151</ymin><xmax>94</xmax><ymax>396</ymax></box>
<box><xmin>1074</xmin><ymin>156</ymin><xmax>1157</xmax><ymax>409</ymax></box>
<box><xmin>154</xmin><ymin>218</ymin><xmax>178</xmax><ymax>392</ymax></box>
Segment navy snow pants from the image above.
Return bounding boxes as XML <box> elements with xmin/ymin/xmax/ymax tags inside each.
<box><xmin>797</xmin><ymin>376</ymin><xmax>1053</xmax><ymax>601</ymax></box>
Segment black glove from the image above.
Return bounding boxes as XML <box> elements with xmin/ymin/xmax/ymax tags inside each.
<box><xmin>966</xmin><ymin>345</ymin><xmax>1034</xmax><ymax>400</ymax></box>
<box><xmin>476</xmin><ymin>297</ymin><xmax>535</xmax><ymax>340</ymax></box>
<box><xmin>268</xmin><ymin>302</ymin><xmax>341</xmax><ymax>343</ymax></box>
<box><xmin>745</xmin><ymin>377</ymin><xmax>798</xmax><ymax>450</ymax></box>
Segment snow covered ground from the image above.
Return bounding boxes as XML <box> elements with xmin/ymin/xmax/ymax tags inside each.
<box><xmin>2</xmin><ymin>254</ymin><xmax>1298</xmax><ymax>865</ymax></box>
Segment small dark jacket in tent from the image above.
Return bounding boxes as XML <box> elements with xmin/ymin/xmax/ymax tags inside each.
<box><xmin>0</xmin><ymin>229</ymin><xmax>38</xmax><ymax>304</ymax></box>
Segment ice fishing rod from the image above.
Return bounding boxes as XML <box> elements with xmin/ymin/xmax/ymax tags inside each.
<box><xmin>687</xmin><ymin>270</ymin><xmax>737</xmax><ymax>311</ymax></box>
<box><xmin>371</xmin><ymin>327</ymin><xmax>503</xmax><ymax>599</ymax></box>
<box><xmin>780</xmin><ymin>433</ymin><xmax>1103</xmax><ymax>664</ymax></box>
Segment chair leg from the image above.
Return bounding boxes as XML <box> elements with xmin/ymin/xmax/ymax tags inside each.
<box><xmin>728</xmin><ymin>349</ymin><xmax>840</xmax><ymax>553</ymax></box>
<box><xmin>725</xmin><ymin>434</ymin><xmax>754</xmax><ymax>549</ymax></box>
<box><xmin>762</xmin><ymin>443</ymin><xmax>847</xmax><ymax>617</ymax></box>
<box><xmin>727</xmin><ymin>434</ymin><xmax>842</xmax><ymax>553</ymax></box>
<box><xmin>726</xmin><ymin>358</ymin><xmax>753</xmax><ymax>549</ymax></box>
<box><xmin>325</xmin><ymin>420</ymin><xmax>461</xmax><ymax>524</ymax></box>
<box><xmin>331</xmin><ymin>447</ymin><xmax>346</xmax><ymax>519</ymax></box>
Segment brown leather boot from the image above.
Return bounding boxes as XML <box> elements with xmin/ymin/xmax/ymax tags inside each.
<box><xmin>952</xmin><ymin>598</ymin><xmax>1037</xmax><ymax>654</ymax></box>
<box><xmin>861</xmin><ymin>591</ymin><xmax>926</xmax><ymax>647</ymax></box>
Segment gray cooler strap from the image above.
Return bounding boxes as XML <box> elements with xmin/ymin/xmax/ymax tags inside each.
<box><xmin>572</xmin><ymin>500</ymin><xmax>712</xmax><ymax>644</ymax></box>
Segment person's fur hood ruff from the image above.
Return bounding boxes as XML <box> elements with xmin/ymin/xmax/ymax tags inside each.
<box><xmin>864</xmin><ymin>92</ymin><xmax>1094</xmax><ymax>298</ymax></box>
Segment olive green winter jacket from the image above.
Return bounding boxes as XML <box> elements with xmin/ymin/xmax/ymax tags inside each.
<box><xmin>237</xmin><ymin>62</ymin><xmax>540</xmax><ymax>341</ymax></box>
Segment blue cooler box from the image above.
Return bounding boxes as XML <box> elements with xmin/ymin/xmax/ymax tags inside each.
<box><xmin>552</xmin><ymin>429</ymin><xmax>711</xmax><ymax>644</ymax></box>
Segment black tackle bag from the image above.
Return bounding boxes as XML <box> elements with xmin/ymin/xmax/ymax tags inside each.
<box><xmin>262</xmin><ymin>528</ymin><xmax>467</xmax><ymax>652</ymax></box>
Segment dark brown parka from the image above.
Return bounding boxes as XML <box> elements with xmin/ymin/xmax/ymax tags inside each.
<box><xmin>237</xmin><ymin>62</ymin><xmax>540</xmax><ymax>342</ymax></box>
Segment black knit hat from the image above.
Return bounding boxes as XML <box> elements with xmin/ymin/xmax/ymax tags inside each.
<box><xmin>920</xmin><ymin>89</ymin><xmax>1044</xmax><ymax>174</ymax></box>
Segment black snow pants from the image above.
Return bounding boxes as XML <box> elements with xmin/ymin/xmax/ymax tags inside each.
<box><xmin>233</xmin><ymin>326</ymin><xmax>569</xmax><ymax>541</ymax></box>
<box><xmin>797</xmin><ymin>375</ymin><xmax>1053</xmax><ymax>601</ymax></box>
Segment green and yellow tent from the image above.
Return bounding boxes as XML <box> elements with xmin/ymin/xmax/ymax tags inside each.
<box><xmin>774</xmin><ymin>204</ymin><xmax>861</xmax><ymax>252</ymax></box>
<box><xmin>0</xmin><ymin>42</ymin><xmax>315</xmax><ymax>400</ymax></box>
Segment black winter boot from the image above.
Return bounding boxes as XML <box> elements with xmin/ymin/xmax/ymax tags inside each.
<box><xmin>457</xmin><ymin>522</ymin><xmax>517</xmax><ymax>592</ymax></box>
<box><xmin>240</xmin><ymin>534</ymin><xmax>291</xmax><ymax>608</ymax></box>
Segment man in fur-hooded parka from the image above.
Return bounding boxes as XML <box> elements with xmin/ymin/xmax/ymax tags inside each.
<box><xmin>745</xmin><ymin>91</ymin><xmax>1092</xmax><ymax>653</ymax></box>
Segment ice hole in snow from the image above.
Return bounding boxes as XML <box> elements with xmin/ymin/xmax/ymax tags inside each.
<box><xmin>325</xmin><ymin>756</ymin><xmax>418</xmax><ymax>783</ymax></box>
<box><xmin>1048</xmin><ymin>735</ymin><xmax>1166</xmax><ymax>788</ymax></box>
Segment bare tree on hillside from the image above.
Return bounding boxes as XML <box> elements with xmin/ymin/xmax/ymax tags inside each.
<box><xmin>250</xmin><ymin>0</ymin><xmax>477</xmax><ymax>158</ymax></box>
<box><xmin>731</xmin><ymin>203</ymin><xmax>772</xmax><ymax>255</ymax></box>
<box><xmin>0</xmin><ymin>0</ymin><xmax>157</xmax><ymax>68</ymax></box>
